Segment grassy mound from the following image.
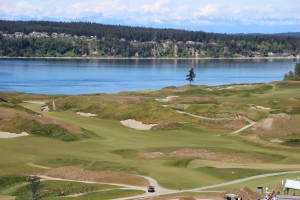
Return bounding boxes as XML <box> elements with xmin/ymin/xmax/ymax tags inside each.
<box><xmin>13</xmin><ymin>180</ymin><xmax>120</xmax><ymax>200</ymax></box>
<box><xmin>0</xmin><ymin>174</ymin><xmax>27</xmax><ymax>190</ymax></box>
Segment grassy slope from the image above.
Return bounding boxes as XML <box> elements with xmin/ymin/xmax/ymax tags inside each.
<box><xmin>0</xmin><ymin>82</ymin><xmax>300</xmax><ymax>199</ymax></box>
<box><xmin>13</xmin><ymin>180</ymin><xmax>121</xmax><ymax>200</ymax></box>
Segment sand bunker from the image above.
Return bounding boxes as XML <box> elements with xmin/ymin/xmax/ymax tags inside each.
<box><xmin>253</xmin><ymin>118</ymin><xmax>273</xmax><ymax>131</ymax></box>
<box><xmin>252</xmin><ymin>113</ymin><xmax>293</xmax><ymax>131</ymax></box>
<box><xmin>120</xmin><ymin>119</ymin><xmax>156</xmax><ymax>130</ymax></box>
<box><xmin>76</xmin><ymin>112</ymin><xmax>98</xmax><ymax>117</ymax></box>
<box><xmin>250</xmin><ymin>105</ymin><xmax>271</xmax><ymax>110</ymax></box>
<box><xmin>42</xmin><ymin>105</ymin><xmax>49</xmax><ymax>112</ymax></box>
<box><xmin>0</xmin><ymin>131</ymin><xmax>29</xmax><ymax>138</ymax></box>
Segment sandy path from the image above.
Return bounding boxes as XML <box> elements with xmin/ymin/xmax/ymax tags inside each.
<box><xmin>156</xmin><ymin>96</ymin><xmax>179</xmax><ymax>102</ymax></box>
<box><xmin>174</xmin><ymin>109</ymin><xmax>256</xmax><ymax>134</ymax></box>
<box><xmin>23</xmin><ymin>100</ymin><xmax>46</xmax><ymax>105</ymax></box>
<box><xmin>27</xmin><ymin>162</ymin><xmax>51</xmax><ymax>169</ymax></box>
<box><xmin>39</xmin><ymin>175</ymin><xmax>147</xmax><ymax>191</ymax></box>
<box><xmin>176</xmin><ymin>110</ymin><xmax>219</xmax><ymax>121</ymax></box>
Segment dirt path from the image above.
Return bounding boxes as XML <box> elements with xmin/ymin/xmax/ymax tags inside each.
<box><xmin>39</xmin><ymin>175</ymin><xmax>147</xmax><ymax>191</ymax></box>
<box><xmin>27</xmin><ymin>162</ymin><xmax>51</xmax><ymax>169</ymax></box>
<box><xmin>23</xmin><ymin>100</ymin><xmax>46</xmax><ymax>105</ymax></box>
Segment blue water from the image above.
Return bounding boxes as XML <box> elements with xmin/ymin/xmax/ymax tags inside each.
<box><xmin>0</xmin><ymin>58</ymin><xmax>298</xmax><ymax>95</ymax></box>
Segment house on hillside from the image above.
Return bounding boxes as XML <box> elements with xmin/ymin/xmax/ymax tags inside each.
<box><xmin>14</xmin><ymin>32</ymin><xmax>24</xmax><ymax>38</ymax></box>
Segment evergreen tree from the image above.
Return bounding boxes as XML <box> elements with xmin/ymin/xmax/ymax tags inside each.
<box><xmin>295</xmin><ymin>63</ymin><xmax>300</xmax><ymax>80</ymax></box>
<box><xmin>186</xmin><ymin>68</ymin><xmax>196</xmax><ymax>84</ymax></box>
<box><xmin>283</xmin><ymin>63</ymin><xmax>300</xmax><ymax>80</ymax></box>
<box><xmin>28</xmin><ymin>176</ymin><xmax>40</xmax><ymax>200</ymax></box>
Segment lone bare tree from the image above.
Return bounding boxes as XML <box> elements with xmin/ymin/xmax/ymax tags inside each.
<box><xmin>186</xmin><ymin>68</ymin><xmax>196</xmax><ymax>85</ymax></box>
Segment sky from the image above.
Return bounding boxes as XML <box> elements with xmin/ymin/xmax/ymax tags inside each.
<box><xmin>1</xmin><ymin>0</ymin><xmax>300</xmax><ymax>33</ymax></box>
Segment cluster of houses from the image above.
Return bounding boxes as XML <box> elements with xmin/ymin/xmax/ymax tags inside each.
<box><xmin>0</xmin><ymin>31</ymin><xmax>98</xmax><ymax>41</ymax></box>
<box><xmin>1</xmin><ymin>31</ymin><xmax>299</xmax><ymax>58</ymax></box>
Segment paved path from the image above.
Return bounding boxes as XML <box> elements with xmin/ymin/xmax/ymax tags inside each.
<box><xmin>114</xmin><ymin>171</ymin><xmax>300</xmax><ymax>200</ymax></box>
<box><xmin>231</xmin><ymin>116</ymin><xmax>257</xmax><ymax>134</ymax></box>
<box><xmin>39</xmin><ymin>171</ymin><xmax>300</xmax><ymax>200</ymax></box>
<box><xmin>38</xmin><ymin>175</ymin><xmax>147</xmax><ymax>191</ymax></box>
<box><xmin>175</xmin><ymin>110</ymin><xmax>220</xmax><ymax>121</ymax></box>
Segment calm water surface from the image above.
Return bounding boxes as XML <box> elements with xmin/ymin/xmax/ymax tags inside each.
<box><xmin>0</xmin><ymin>58</ymin><xmax>298</xmax><ymax>94</ymax></box>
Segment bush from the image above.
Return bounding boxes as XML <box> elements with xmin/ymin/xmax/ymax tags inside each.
<box><xmin>18</xmin><ymin>119</ymin><xmax>80</xmax><ymax>141</ymax></box>
<box><xmin>0</xmin><ymin>174</ymin><xmax>27</xmax><ymax>189</ymax></box>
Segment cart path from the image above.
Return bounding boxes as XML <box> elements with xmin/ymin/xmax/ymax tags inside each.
<box><xmin>114</xmin><ymin>171</ymin><xmax>300</xmax><ymax>200</ymax></box>
<box><xmin>38</xmin><ymin>175</ymin><xmax>147</xmax><ymax>191</ymax></box>
<box><xmin>231</xmin><ymin>116</ymin><xmax>257</xmax><ymax>134</ymax></box>
<box><xmin>36</xmin><ymin>171</ymin><xmax>300</xmax><ymax>200</ymax></box>
<box><xmin>175</xmin><ymin>110</ymin><xmax>256</xmax><ymax>134</ymax></box>
<box><xmin>64</xmin><ymin>176</ymin><xmax>175</xmax><ymax>198</ymax></box>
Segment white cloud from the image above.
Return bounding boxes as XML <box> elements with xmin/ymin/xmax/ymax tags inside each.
<box><xmin>142</xmin><ymin>0</ymin><xmax>171</xmax><ymax>13</ymax></box>
<box><xmin>0</xmin><ymin>1</ymin><xmax>43</xmax><ymax>17</ymax></box>
<box><xmin>196</xmin><ymin>4</ymin><xmax>220</xmax><ymax>17</ymax></box>
<box><xmin>0</xmin><ymin>0</ymin><xmax>300</xmax><ymax>33</ymax></box>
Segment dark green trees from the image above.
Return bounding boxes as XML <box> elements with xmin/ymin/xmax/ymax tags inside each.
<box><xmin>284</xmin><ymin>63</ymin><xmax>300</xmax><ymax>81</ymax></box>
<box><xmin>1</xmin><ymin>20</ymin><xmax>300</xmax><ymax>58</ymax></box>
<box><xmin>295</xmin><ymin>63</ymin><xmax>300</xmax><ymax>78</ymax></box>
<box><xmin>28</xmin><ymin>176</ymin><xmax>40</xmax><ymax>200</ymax></box>
<box><xmin>186</xmin><ymin>68</ymin><xmax>196</xmax><ymax>84</ymax></box>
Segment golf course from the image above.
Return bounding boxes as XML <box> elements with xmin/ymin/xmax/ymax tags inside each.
<box><xmin>1</xmin><ymin>81</ymin><xmax>300</xmax><ymax>199</ymax></box>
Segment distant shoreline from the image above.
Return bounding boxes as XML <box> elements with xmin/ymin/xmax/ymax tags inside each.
<box><xmin>0</xmin><ymin>56</ymin><xmax>299</xmax><ymax>60</ymax></box>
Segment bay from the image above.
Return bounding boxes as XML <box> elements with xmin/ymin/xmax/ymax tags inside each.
<box><xmin>0</xmin><ymin>58</ymin><xmax>298</xmax><ymax>95</ymax></box>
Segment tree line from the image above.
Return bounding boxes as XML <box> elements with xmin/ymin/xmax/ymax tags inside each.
<box><xmin>1</xmin><ymin>20</ymin><xmax>300</xmax><ymax>58</ymax></box>
<box><xmin>284</xmin><ymin>63</ymin><xmax>300</xmax><ymax>81</ymax></box>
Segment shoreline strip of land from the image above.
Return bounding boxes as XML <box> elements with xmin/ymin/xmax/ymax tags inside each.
<box><xmin>0</xmin><ymin>56</ymin><xmax>299</xmax><ymax>60</ymax></box>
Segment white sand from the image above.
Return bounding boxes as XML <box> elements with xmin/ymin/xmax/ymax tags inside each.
<box><xmin>0</xmin><ymin>131</ymin><xmax>29</xmax><ymax>138</ymax></box>
<box><xmin>250</xmin><ymin>105</ymin><xmax>271</xmax><ymax>110</ymax></box>
<box><xmin>270</xmin><ymin>139</ymin><xmax>284</xmax><ymax>143</ymax></box>
<box><xmin>76</xmin><ymin>112</ymin><xmax>98</xmax><ymax>117</ymax></box>
<box><xmin>253</xmin><ymin>118</ymin><xmax>273</xmax><ymax>131</ymax></box>
<box><xmin>120</xmin><ymin>119</ymin><xmax>156</xmax><ymax>130</ymax></box>
<box><xmin>42</xmin><ymin>105</ymin><xmax>49</xmax><ymax>112</ymax></box>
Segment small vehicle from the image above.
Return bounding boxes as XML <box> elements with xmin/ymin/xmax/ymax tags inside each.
<box><xmin>147</xmin><ymin>186</ymin><xmax>155</xmax><ymax>193</ymax></box>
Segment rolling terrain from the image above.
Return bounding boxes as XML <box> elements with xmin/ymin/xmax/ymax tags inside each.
<box><xmin>0</xmin><ymin>81</ymin><xmax>300</xmax><ymax>199</ymax></box>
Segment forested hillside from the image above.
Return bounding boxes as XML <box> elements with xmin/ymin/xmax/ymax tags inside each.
<box><xmin>1</xmin><ymin>20</ymin><xmax>300</xmax><ymax>58</ymax></box>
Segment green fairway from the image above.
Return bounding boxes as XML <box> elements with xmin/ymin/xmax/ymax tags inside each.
<box><xmin>1</xmin><ymin>82</ymin><xmax>300</xmax><ymax>199</ymax></box>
